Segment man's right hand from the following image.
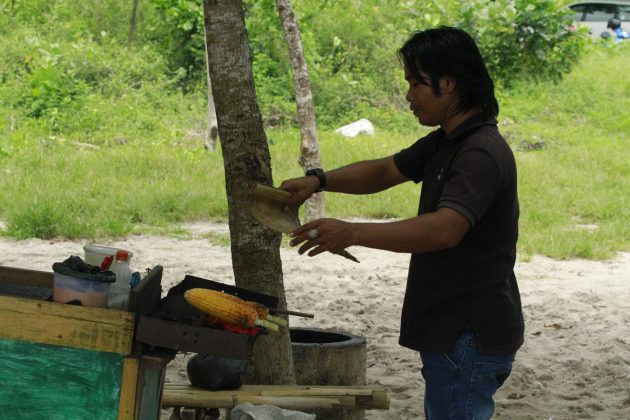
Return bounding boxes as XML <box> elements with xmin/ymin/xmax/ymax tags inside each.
<box><xmin>280</xmin><ymin>175</ymin><xmax>321</xmax><ymax>208</ymax></box>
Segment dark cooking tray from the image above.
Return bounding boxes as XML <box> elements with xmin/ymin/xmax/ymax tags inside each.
<box><xmin>134</xmin><ymin>275</ymin><xmax>278</xmax><ymax>359</ymax></box>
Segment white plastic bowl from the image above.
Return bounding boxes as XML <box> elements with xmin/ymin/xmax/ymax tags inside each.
<box><xmin>83</xmin><ymin>244</ymin><xmax>133</xmax><ymax>267</ymax></box>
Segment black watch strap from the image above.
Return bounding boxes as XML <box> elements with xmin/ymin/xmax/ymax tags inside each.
<box><xmin>305</xmin><ymin>168</ymin><xmax>326</xmax><ymax>192</ymax></box>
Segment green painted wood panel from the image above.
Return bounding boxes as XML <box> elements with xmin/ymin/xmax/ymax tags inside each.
<box><xmin>0</xmin><ymin>338</ymin><xmax>124</xmax><ymax>420</ymax></box>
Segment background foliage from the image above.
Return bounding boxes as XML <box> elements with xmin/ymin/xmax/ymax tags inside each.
<box><xmin>4</xmin><ymin>0</ymin><xmax>582</xmax><ymax>132</ymax></box>
<box><xmin>0</xmin><ymin>0</ymin><xmax>588</xmax><ymax>135</ymax></box>
<box><xmin>1</xmin><ymin>0</ymin><xmax>627</xmax><ymax>260</ymax></box>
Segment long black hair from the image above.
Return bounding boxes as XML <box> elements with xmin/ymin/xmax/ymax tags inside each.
<box><xmin>398</xmin><ymin>26</ymin><xmax>499</xmax><ymax>119</ymax></box>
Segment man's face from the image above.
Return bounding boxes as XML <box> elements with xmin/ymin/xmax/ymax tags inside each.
<box><xmin>404</xmin><ymin>66</ymin><xmax>454</xmax><ymax>128</ymax></box>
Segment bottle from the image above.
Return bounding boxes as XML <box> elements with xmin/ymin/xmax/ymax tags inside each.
<box><xmin>108</xmin><ymin>250</ymin><xmax>132</xmax><ymax>310</ymax></box>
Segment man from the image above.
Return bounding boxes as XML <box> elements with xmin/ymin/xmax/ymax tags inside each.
<box><xmin>281</xmin><ymin>27</ymin><xmax>524</xmax><ymax>419</ymax></box>
<box><xmin>607</xmin><ymin>18</ymin><xmax>629</xmax><ymax>42</ymax></box>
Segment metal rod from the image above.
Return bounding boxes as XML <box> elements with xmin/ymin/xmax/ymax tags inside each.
<box><xmin>269</xmin><ymin>308</ymin><xmax>315</xmax><ymax>318</ymax></box>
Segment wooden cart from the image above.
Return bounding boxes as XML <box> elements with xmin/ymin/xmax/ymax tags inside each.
<box><xmin>0</xmin><ymin>266</ymin><xmax>276</xmax><ymax>420</ymax></box>
<box><xmin>0</xmin><ymin>265</ymin><xmax>169</xmax><ymax>420</ymax></box>
<box><xmin>1</xmin><ymin>266</ymin><xmax>390</xmax><ymax>419</ymax></box>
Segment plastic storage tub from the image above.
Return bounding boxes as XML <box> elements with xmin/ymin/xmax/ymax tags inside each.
<box><xmin>53</xmin><ymin>272</ymin><xmax>111</xmax><ymax>308</ymax></box>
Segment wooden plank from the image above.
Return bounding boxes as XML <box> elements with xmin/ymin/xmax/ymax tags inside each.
<box><xmin>0</xmin><ymin>266</ymin><xmax>54</xmax><ymax>288</ymax></box>
<box><xmin>0</xmin><ymin>294</ymin><xmax>134</xmax><ymax>354</ymax></box>
<box><xmin>0</xmin><ymin>338</ymin><xmax>124</xmax><ymax>419</ymax></box>
<box><xmin>358</xmin><ymin>391</ymin><xmax>389</xmax><ymax>410</ymax></box>
<box><xmin>165</xmin><ymin>384</ymin><xmax>383</xmax><ymax>396</ymax></box>
<box><xmin>161</xmin><ymin>384</ymin><xmax>390</xmax><ymax>410</ymax></box>
<box><xmin>118</xmin><ymin>358</ymin><xmax>140</xmax><ymax>420</ymax></box>
<box><xmin>258</xmin><ymin>386</ymin><xmax>379</xmax><ymax>397</ymax></box>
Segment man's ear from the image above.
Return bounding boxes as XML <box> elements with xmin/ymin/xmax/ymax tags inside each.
<box><xmin>439</xmin><ymin>76</ymin><xmax>457</xmax><ymax>94</ymax></box>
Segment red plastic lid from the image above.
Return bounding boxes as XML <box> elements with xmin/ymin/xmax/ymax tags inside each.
<box><xmin>115</xmin><ymin>250</ymin><xmax>130</xmax><ymax>261</ymax></box>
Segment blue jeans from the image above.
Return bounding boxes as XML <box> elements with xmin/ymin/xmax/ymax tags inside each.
<box><xmin>420</xmin><ymin>329</ymin><xmax>515</xmax><ymax>420</ymax></box>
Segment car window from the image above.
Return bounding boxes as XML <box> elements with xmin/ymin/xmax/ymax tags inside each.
<box><xmin>583</xmin><ymin>4</ymin><xmax>618</xmax><ymax>22</ymax></box>
<box><xmin>569</xmin><ymin>4</ymin><xmax>588</xmax><ymax>21</ymax></box>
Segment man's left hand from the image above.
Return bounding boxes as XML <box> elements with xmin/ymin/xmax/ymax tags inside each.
<box><xmin>290</xmin><ymin>218</ymin><xmax>356</xmax><ymax>257</ymax></box>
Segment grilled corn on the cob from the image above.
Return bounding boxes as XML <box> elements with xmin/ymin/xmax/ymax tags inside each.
<box><xmin>205</xmin><ymin>290</ymin><xmax>288</xmax><ymax>328</ymax></box>
<box><xmin>184</xmin><ymin>288</ymin><xmax>278</xmax><ymax>332</ymax></box>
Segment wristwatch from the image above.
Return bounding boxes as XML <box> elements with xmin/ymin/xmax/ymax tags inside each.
<box><xmin>305</xmin><ymin>168</ymin><xmax>326</xmax><ymax>192</ymax></box>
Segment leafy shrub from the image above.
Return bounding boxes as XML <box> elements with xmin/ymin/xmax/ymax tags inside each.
<box><xmin>243</xmin><ymin>0</ymin><xmax>588</xmax><ymax>126</ymax></box>
<box><xmin>145</xmin><ymin>0</ymin><xmax>207</xmax><ymax>87</ymax></box>
<box><xmin>455</xmin><ymin>0</ymin><xmax>588</xmax><ymax>85</ymax></box>
<box><xmin>3</xmin><ymin>0</ymin><xmax>135</xmax><ymax>43</ymax></box>
<box><xmin>244</xmin><ymin>0</ymin><xmax>412</xmax><ymax>128</ymax></box>
<box><xmin>0</xmin><ymin>5</ymin><xmax>199</xmax><ymax>144</ymax></box>
<box><xmin>0</xmin><ymin>0</ymin><xmax>588</xmax><ymax>135</ymax></box>
<box><xmin>4</xmin><ymin>35</ymin><xmax>88</xmax><ymax>131</ymax></box>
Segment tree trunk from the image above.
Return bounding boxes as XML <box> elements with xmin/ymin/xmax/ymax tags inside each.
<box><xmin>203</xmin><ymin>24</ymin><xmax>219</xmax><ymax>151</ymax></box>
<box><xmin>276</xmin><ymin>0</ymin><xmax>325</xmax><ymax>221</ymax></box>
<box><xmin>127</xmin><ymin>0</ymin><xmax>140</xmax><ymax>49</ymax></box>
<box><xmin>204</xmin><ymin>72</ymin><xmax>219</xmax><ymax>151</ymax></box>
<box><xmin>202</xmin><ymin>0</ymin><xmax>294</xmax><ymax>385</ymax></box>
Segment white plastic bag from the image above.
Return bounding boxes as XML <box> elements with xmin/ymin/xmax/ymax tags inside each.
<box><xmin>230</xmin><ymin>402</ymin><xmax>315</xmax><ymax>420</ymax></box>
<box><xmin>334</xmin><ymin>118</ymin><xmax>375</xmax><ymax>137</ymax></box>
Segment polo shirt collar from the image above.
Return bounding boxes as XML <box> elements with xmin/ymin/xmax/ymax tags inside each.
<box><xmin>445</xmin><ymin>113</ymin><xmax>498</xmax><ymax>141</ymax></box>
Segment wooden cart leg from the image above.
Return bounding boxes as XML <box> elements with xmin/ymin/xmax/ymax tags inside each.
<box><xmin>118</xmin><ymin>358</ymin><xmax>140</xmax><ymax>419</ymax></box>
<box><xmin>135</xmin><ymin>354</ymin><xmax>174</xmax><ymax>420</ymax></box>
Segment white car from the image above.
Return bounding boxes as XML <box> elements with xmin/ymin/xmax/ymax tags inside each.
<box><xmin>569</xmin><ymin>0</ymin><xmax>630</xmax><ymax>39</ymax></box>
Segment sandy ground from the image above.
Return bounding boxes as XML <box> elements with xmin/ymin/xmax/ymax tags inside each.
<box><xmin>1</xmin><ymin>222</ymin><xmax>629</xmax><ymax>419</ymax></box>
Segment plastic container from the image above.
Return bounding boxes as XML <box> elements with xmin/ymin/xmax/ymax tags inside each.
<box><xmin>53</xmin><ymin>272</ymin><xmax>111</xmax><ymax>308</ymax></box>
<box><xmin>83</xmin><ymin>244</ymin><xmax>134</xmax><ymax>270</ymax></box>
<box><xmin>108</xmin><ymin>250</ymin><xmax>132</xmax><ymax>310</ymax></box>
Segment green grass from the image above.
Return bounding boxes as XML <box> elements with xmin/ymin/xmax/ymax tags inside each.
<box><xmin>0</xmin><ymin>141</ymin><xmax>227</xmax><ymax>239</ymax></box>
<box><xmin>1</xmin><ymin>44</ymin><xmax>628</xmax><ymax>260</ymax></box>
<box><xmin>502</xmin><ymin>43</ymin><xmax>630</xmax><ymax>259</ymax></box>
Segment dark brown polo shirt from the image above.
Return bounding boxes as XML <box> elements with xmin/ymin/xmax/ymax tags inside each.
<box><xmin>393</xmin><ymin>114</ymin><xmax>524</xmax><ymax>355</ymax></box>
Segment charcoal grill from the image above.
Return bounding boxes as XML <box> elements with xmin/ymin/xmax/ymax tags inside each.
<box><xmin>135</xmin><ymin>274</ymin><xmax>279</xmax><ymax>360</ymax></box>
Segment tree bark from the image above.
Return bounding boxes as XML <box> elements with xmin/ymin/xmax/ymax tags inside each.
<box><xmin>276</xmin><ymin>0</ymin><xmax>325</xmax><ymax>221</ymax></box>
<box><xmin>204</xmin><ymin>71</ymin><xmax>219</xmax><ymax>151</ymax></box>
<box><xmin>203</xmin><ymin>24</ymin><xmax>219</xmax><ymax>151</ymax></box>
<box><xmin>202</xmin><ymin>0</ymin><xmax>294</xmax><ymax>384</ymax></box>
